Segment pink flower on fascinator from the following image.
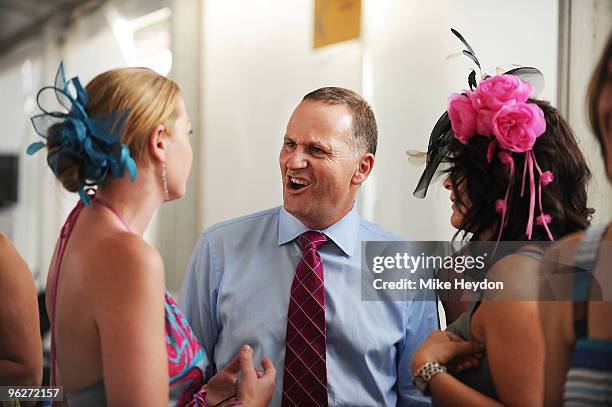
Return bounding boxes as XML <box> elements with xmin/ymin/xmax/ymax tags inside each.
<box><xmin>495</xmin><ymin>199</ymin><xmax>507</xmax><ymax>215</ymax></box>
<box><xmin>475</xmin><ymin>108</ymin><xmax>495</xmax><ymax>136</ymax></box>
<box><xmin>492</xmin><ymin>102</ymin><xmax>546</xmax><ymax>152</ymax></box>
<box><xmin>541</xmin><ymin>170</ymin><xmax>554</xmax><ymax>186</ymax></box>
<box><xmin>476</xmin><ymin>75</ymin><xmax>533</xmax><ymax>110</ymax></box>
<box><xmin>537</xmin><ymin>214</ymin><xmax>552</xmax><ymax>225</ymax></box>
<box><xmin>448</xmin><ymin>93</ymin><xmax>477</xmax><ymax>144</ymax></box>
<box><xmin>470</xmin><ymin>75</ymin><xmax>534</xmax><ymax>136</ymax></box>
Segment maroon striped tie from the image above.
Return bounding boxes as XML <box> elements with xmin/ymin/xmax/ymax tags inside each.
<box><xmin>282</xmin><ymin>230</ymin><xmax>329</xmax><ymax>407</ymax></box>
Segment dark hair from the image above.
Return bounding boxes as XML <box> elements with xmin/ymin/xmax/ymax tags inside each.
<box><xmin>303</xmin><ymin>87</ymin><xmax>378</xmax><ymax>155</ymax></box>
<box><xmin>446</xmin><ymin>99</ymin><xmax>593</xmax><ymax>242</ymax></box>
<box><xmin>586</xmin><ymin>29</ymin><xmax>612</xmax><ymax>176</ymax></box>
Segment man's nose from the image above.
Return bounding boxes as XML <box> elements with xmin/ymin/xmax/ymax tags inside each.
<box><xmin>286</xmin><ymin>149</ymin><xmax>308</xmax><ymax>170</ymax></box>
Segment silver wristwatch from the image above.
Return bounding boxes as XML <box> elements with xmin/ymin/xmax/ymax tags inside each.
<box><xmin>412</xmin><ymin>361</ymin><xmax>447</xmax><ymax>395</ymax></box>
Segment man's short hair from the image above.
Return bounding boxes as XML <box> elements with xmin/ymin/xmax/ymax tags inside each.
<box><xmin>302</xmin><ymin>87</ymin><xmax>378</xmax><ymax>155</ymax></box>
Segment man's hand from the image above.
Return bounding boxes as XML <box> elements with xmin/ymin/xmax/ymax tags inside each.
<box><xmin>205</xmin><ymin>345</ymin><xmax>276</xmax><ymax>407</ymax></box>
<box><xmin>236</xmin><ymin>345</ymin><xmax>276</xmax><ymax>407</ymax></box>
<box><xmin>204</xmin><ymin>351</ymin><xmax>241</xmax><ymax>406</ymax></box>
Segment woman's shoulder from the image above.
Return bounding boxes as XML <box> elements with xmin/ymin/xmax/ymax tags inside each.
<box><xmin>0</xmin><ymin>233</ymin><xmax>30</xmax><ymax>279</ymax></box>
<box><xmin>0</xmin><ymin>232</ymin><xmax>16</xmax><ymax>256</ymax></box>
<box><xmin>481</xmin><ymin>248</ymin><xmax>544</xmax><ymax>301</ymax></box>
<box><xmin>0</xmin><ymin>234</ymin><xmax>35</xmax><ymax>294</ymax></box>
<box><xmin>488</xmin><ymin>248</ymin><xmax>543</xmax><ymax>278</ymax></box>
<box><xmin>91</xmin><ymin>231</ymin><xmax>161</xmax><ymax>262</ymax></box>
<box><xmin>84</xmin><ymin>232</ymin><xmax>165</xmax><ymax>296</ymax></box>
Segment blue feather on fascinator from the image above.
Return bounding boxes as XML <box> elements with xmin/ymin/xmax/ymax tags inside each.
<box><xmin>27</xmin><ymin>62</ymin><xmax>137</xmax><ymax>206</ymax></box>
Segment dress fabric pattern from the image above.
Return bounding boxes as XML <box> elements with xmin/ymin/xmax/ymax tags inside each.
<box><xmin>166</xmin><ymin>292</ymin><xmax>208</xmax><ymax>406</ymax></box>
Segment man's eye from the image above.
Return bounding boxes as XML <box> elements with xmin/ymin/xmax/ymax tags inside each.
<box><xmin>311</xmin><ymin>147</ymin><xmax>324</xmax><ymax>154</ymax></box>
<box><xmin>285</xmin><ymin>141</ymin><xmax>296</xmax><ymax>148</ymax></box>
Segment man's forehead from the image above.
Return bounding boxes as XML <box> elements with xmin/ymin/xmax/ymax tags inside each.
<box><xmin>292</xmin><ymin>99</ymin><xmax>352</xmax><ymax>119</ymax></box>
<box><xmin>286</xmin><ymin>101</ymin><xmax>353</xmax><ymax>140</ymax></box>
<box><xmin>284</xmin><ymin>126</ymin><xmax>352</xmax><ymax>147</ymax></box>
<box><xmin>284</xmin><ymin>132</ymin><xmax>334</xmax><ymax>147</ymax></box>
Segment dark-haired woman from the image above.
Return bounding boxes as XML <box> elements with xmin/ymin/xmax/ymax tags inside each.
<box><xmin>409</xmin><ymin>71</ymin><xmax>593</xmax><ymax>406</ymax></box>
<box><xmin>539</xmin><ymin>31</ymin><xmax>612</xmax><ymax>407</ymax></box>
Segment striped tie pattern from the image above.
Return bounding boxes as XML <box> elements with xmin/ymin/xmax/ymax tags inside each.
<box><xmin>282</xmin><ymin>230</ymin><xmax>329</xmax><ymax>406</ymax></box>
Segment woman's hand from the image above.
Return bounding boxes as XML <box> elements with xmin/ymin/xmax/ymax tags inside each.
<box><xmin>444</xmin><ymin>331</ymin><xmax>485</xmax><ymax>374</ymax></box>
<box><xmin>411</xmin><ymin>330</ymin><xmax>483</xmax><ymax>374</ymax></box>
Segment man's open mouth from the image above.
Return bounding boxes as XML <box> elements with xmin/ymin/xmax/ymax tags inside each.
<box><xmin>289</xmin><ymin>177</ymin><xmax>310</xmax><ymax>190</ymax></box>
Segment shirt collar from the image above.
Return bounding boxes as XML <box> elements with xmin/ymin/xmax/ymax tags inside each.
<box><xmin>278</xmin><ymin>204</ymin><xmax>360</xmax><ymax>257</ymax></box>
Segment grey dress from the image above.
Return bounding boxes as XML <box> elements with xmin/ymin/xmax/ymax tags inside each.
<box><xmin>445</xmin><ymin>301</ymin><xmax>498</xmax><ymax>399</ymax></box>
<box><xmin>444</xmin><ymin>250</ymin><xmax>544</xmax><ymax>401</ymax></box>
<box><xmin>65</xmin><ymin>382</ymin><xmax>106</xmax><ymax>407</ymax></box>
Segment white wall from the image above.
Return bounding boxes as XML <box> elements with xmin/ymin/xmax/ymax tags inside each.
<box><xmin>199</xmin><ymin>0</ymin><xmax>560</xmax><ymax>242</ymax></box>
<box><xmin>368</xmin><ymin>0</ymin><xmax>559</xmax><ymax>240</ymax></box>
<box><xmin>200</xmin><ymin>0</ymin><xmax>363</xmax><ymax>231</ymax></box>
<box><xmin>0</xmin><ymin>3</ymin><xmax>160</xmax><ymax>289</ymax></box>
<box><xmin>0</xmin><ymin>52</ymin><xmax>45</xmax><ymax>282</ymax></box>
<box><xmin>5</xmin><ymin>0</ymin><xmax>609</xmax><ymax>295</ymax></box>
<box><xmin>562</xmin><ymin>0</ymin><xmax>612</xmax><ymax>224</ymax></box>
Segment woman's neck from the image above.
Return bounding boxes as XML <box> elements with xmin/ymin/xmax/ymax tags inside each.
<box><xmin>93</xmin><ymin>168</ymin><xmax>163</xmax><ymax>236</ymax></box>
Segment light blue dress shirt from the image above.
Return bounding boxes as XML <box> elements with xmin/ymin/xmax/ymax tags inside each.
<box><xmin>180</xmin><ymin>205</ymin><xmax>438</xmax><ymax>406</ymax></box>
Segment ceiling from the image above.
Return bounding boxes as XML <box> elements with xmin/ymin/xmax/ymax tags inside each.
<box><xmin>0</xmin><ymin>0</ymin><xmax>106</xmax><ymax>57</ymax></box>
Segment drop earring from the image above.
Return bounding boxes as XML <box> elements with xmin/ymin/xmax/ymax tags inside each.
<box><xmin>161</xmin><ymin>161</ymin><xmax>169</xmax><ymax>201</ymax></box>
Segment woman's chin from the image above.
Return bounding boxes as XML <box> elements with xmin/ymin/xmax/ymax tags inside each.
<box><xmin>166</xmin><ymin>188</ymin><xmax>186</xmax><ymax>202</ymax></box>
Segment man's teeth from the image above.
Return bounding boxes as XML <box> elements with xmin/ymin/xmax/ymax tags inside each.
<box><xmin>291</xmin><ymin>177</ymin><xmax>309</xmax><ymax>186</ymax></box>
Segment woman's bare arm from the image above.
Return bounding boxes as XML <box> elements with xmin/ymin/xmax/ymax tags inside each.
<box><xmin>0</xmin><ymin>234</ymin><xmax>42</xmax><ymax>385</ymax></box>
<box><xmin>87</xmin><ymin>234</ymin><xmax>169</xmax><ymax>406</ymax></box>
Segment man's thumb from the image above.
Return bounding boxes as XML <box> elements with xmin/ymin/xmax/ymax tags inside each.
<box><xmin>240</xmin><ymin>344</ymin><xmax>256</xmax><ymax>379</ymax></box>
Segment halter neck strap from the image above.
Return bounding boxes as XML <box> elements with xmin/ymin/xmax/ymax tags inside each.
<box><xmin>95</xmin><ymin>197</ymin><xmax>135</xmax><ymax>233</ymax></box>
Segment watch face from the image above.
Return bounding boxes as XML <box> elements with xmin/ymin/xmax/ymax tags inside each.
<box><xmin>413</xmin><ymin>375</ymin><xmax>429</xmax><ymax>393</ymax></box>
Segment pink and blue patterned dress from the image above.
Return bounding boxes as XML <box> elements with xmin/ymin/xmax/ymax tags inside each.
<box><xmin>165</xmin><ymin>291</ymin><xmax>208</xmax><ymax>406</ymax></box>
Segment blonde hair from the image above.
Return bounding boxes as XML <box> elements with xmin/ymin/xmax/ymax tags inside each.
<box><xmin>49</xmin><ymin>67</ymin><xmax>181</xmax><ymax>192</ymax></box>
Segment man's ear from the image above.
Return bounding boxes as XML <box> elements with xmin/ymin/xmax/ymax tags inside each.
<box><xmin>352</xmin><ymin>153</ymin><xmax>375</xmax><ymax>186</ymax></box>
<box><xmin>148</xmin><ymin>124</ymin><xmax>167</xmax><ymax>163</ymax></box>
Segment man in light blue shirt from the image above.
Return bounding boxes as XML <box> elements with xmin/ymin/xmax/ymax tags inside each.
<box><xmin>181</xmin><ymin>87</ymin><xmax>438</xmax><ymax>406</ymax></box>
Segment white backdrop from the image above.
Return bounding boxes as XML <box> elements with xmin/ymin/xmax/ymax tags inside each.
<box><xmin>198</xmin><ymin>0</ymin><xmax>560</xmax><ymax>243</ymax></box>
<box><xmin>3</xmin><ymin>0</ymin><xmax>610</xmax><ymax>294</ymax></box>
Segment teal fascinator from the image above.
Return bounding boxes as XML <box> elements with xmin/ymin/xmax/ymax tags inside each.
<box><xmin>27</xmin><ymin>62</ymin><xmax>137</xmax><ymax>206</ymax></box>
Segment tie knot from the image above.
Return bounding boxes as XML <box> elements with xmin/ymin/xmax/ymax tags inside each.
<box><xmin>299</xmin><ymin>230</ymin><xmax>327</xmax><ymax>251</ymax></box>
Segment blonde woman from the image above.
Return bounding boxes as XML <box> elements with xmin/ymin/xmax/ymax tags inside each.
<box><xmin>28</xmin><ymin>64</ymin><xmax>275</xmax><ymax>406</ymax></box>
